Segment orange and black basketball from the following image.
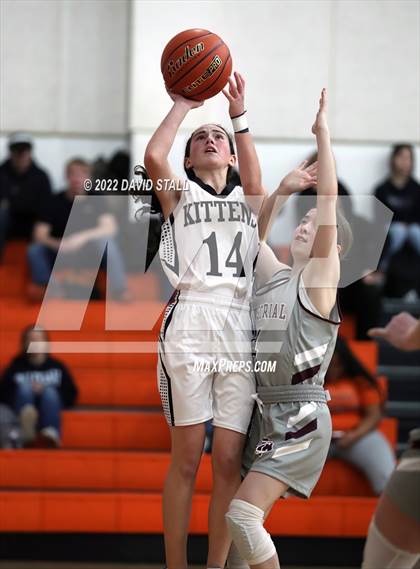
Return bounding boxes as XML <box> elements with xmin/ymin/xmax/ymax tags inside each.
<box><xmin>161</xmin><ymin>29</ymin><xmax>232</xmax><ymax>101</ymax></box>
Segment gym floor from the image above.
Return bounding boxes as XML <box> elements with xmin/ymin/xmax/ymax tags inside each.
<box><xmin>0</xmin><ymin>561</ymin><xmax>356</xmax><ymax>569</ymax></box>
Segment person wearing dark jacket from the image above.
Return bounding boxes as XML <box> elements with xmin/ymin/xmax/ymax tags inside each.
<box><xmin>374</xmin><ymin>144</ymin><xmax>420</xmax><ymax>274</ymax></box>
<box><xmin>0</xmin><ymin>325</ymin><xmax>78</xmax><ymax>448</ymax></box>
<box><xmin>0</xmin><ymin>133</ymin><xmax>52</xmax><ymax>259</ymax></box>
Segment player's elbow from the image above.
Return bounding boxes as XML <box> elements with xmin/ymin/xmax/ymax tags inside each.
<box><xmin>144</xmin><ymin>147</ymin><xmax>166</xmax><ymax>169</ymax></box>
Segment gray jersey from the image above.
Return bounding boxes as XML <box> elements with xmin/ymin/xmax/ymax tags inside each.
<box><xmin>242</xmin><ymin>267</ymin><xmax>341</xmax><ymax>498</ymax></box>
<box><xmin>252</xmin><ymin>268</ymin><xmax>340</xmax><ymax>388</ymax></box>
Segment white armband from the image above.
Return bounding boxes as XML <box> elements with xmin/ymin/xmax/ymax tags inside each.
<box><xmin>231</xmin><ymin>111</ymin><xmax>249</xmax><ymax>133</ymax></box>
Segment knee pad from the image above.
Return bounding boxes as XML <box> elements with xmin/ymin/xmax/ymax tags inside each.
<box><xmin>362</xmin><ymin>520</ymin><xmax>420</xmax><ymax>569</ymax></box>
<box><xmin>227</xmin><ymin>542</ymin><xmax>250</xmax><ymax>569</ymax></box>
<box><xmin>225</xmin><ymin>499</ymin><xmax>276</xmax><ymax>565</ymax></box>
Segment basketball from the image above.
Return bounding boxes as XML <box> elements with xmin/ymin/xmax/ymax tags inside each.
<box><xmin>161</xmin><ymin>29</ymin><xmax>232</xmax><ymax>101</ymax></box>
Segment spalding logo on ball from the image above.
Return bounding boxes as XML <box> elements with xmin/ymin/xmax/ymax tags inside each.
<box><xmin>161</xmin><ymin>29</ymin><xmax>232</xmax><ymax>100</ymax></box>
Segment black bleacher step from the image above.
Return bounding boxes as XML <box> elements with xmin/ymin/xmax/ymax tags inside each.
<box><xmin>396</xmin><ymin>417</ymin><xmax>420</xmax><ymax>446</ymax></box>
<box><xmin>388</xmin><ymin>382</ymin><xmax>420</xmax><ymax>402</ymax></box>
<box><xmin>385</xmin><ymin>401</ymin><xmax>420</xmax><ymax>419</ymax></box>
<box><xmin>381</xmin><ymin>298</ymin><xmax>420</xmax><ymax>318</ymax></box>
<box><xmin>379</xmin><ymin>366</ymin><xmax>420</xmax><ymax>401</ymax></box>
<box><xmin>378</xmin><ymin>341</ymin><xmax>420</xmax><ymax>367</ymax></box>
<box><xmin>378</xmin><ymin>366</ymin><xmax>420</xmax><ymax>380</ymax></box>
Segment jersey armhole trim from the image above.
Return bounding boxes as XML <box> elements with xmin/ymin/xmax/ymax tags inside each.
<box><xmin>296</xmin><ymin>272</ymin><xmax>341</xmax><ymax>325</ymax></box>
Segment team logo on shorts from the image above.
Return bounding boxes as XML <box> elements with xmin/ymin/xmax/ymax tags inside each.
<box><xmin>255</xmin><ymin>438</ymin><xmax>274</xmax><ymax>455</ymax></box>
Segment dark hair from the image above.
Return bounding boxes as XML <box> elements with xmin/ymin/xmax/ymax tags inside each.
<box><xmin>20</xmin><ymin>325</ymin><xmax>48</xmax><ymax>355</ymax></box>
<box><xmin>332</xmin><ymin>336</ymin><xmax>378</xmax><ymax>388</ymax></box>
<box><xmin>139</xmin><ymin>125</ymin><xmax>241</xmax><ymax>216</ymax></box>
<box><xmin>184</xmin><ymin>124</ymin><xmax>241</xmax><ymax>186</ymax></box>
<box><xmin>389</xmin><ymin>144</ymin><xmax>414</xmax><ymax>175</ymax></box>
<box><xmin>132</xmin><ymin>165</ymin><xmax>163</xmax><ymax>216</ymax></box>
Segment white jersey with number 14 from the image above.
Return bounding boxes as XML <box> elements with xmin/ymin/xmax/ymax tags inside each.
<box><xmin>159</xmin><ymin>178</ymin><xmax>259</xmax><ymax>300</ymax></box>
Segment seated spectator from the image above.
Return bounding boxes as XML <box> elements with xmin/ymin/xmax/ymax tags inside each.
<box><xmin>0</xmin><ymin>325</ymin><xmax>78</xmax><ymax>448</ymax></box>
<box><xmin>27</xmin><ymin>157</ymin><xmax>129</xmax><ymax>301</ymax></box>
<box><xmin>373</xmin><ymin>144</ymin><xmax>420</xmax><ymax>292</ymax></box>
<box><xmin>326</xmin><ymin>337</ymin><xmax>395</xmax><ymax>495</ymax></box>
<box><xmin>0</xmin><ymin>133</ymin><xmax>52</xmax><ymax>260</ymax></box>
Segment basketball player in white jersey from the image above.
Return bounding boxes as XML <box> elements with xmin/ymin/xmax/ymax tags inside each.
<box><xmin>225</xmin><ymin>89</ymin><xmax>353</xmax><ymax>568</ymax></box>
<box><xmin>144</xmin><ymin>73</ymin><xmax>317</xmax><ymax>569</ymax></box>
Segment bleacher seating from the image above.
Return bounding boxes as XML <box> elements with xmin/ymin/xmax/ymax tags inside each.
<box><xmin>377</xmin><ymin>298</ymin><xmax>420</xmax><ymax>451</ymax></box>
<box><xmin>0</xmin><ymin>240</ymin><xmax>404</xmax><ymax>545</ymax></box>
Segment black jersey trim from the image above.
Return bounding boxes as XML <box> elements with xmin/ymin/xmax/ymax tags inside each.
<box><xmin>159</xmin><ymin>353</ymin><xmax>175</xmax><ymax>427</ymax></box>
<box><xmin>189</xmin><ymin>170</ymin><xmax>237</xmax><ymax>198</ymax></box>
<box><xmin>161</xmin><ymin>290</ymin><xmax>180</xmax><ymax>342</ymax></box>
<box><xmin>297</xmin><ymin>292</ymin><xmax>341</xmax><ymax>325</ymax></box>
<box><xmin>296</xmin><ymin>271</ymin><xmax>341</xmax><ymax>325</ymax></box>
<box><xmin>285</xmin><ymin>418</ymin><xmax>317</xmax><ymax>440</ymax></box>
<box><xmin>252</xmin><ymin>250</ymin><xmax>259</xmax><ymax>274</ymax></box>
<box><xmin>292</xmin><ymin>364</ymin><xmax>321</xmax><ymax>385</ymax></box>
<box><xmin>161</xmin><ymin>212</ymin><xmax>180</xmax><ymax>276</ymax></box>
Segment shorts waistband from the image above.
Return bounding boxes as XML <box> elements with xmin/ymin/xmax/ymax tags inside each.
<box><xmin>256</xmin><ymin>384</ymin><xmax>330</xmax><ymax>403</ymax></box>
<box><xmin>178</xmin><ymin>290</ymin><xmax>250</xmax><ymax>310</ymax></box>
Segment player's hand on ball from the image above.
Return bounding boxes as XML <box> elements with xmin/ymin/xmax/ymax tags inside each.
<box><xmin>165</xmin><ymin>87</ymin><xmax>204</xmax><ymax>109</ymax></box>
<box><xmin>279</xmin><ymin>160</ymin><xmax>318</xmax><ymax>195</ymax></box>
<box><xmin>223</xmin><ymin>71</ymin><xmax>245</xmax><ymax>118</ymax></box>
<box><xmin>312</xmin><ymin>88</ymin><xmax>329</xmax><ymax>135</ymax></box>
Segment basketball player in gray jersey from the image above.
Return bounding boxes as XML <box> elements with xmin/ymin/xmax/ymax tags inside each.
<box><xmin>145</xmin><ymin>73</ymin><xmax>317</xmax><ymax>569</ymax></box>
<box><xmin>225</xmin><ymin>89</ymin><xmax>353</xmax><ymax>568</ymax></box>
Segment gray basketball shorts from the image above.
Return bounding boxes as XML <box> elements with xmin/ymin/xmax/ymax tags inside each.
<box><xmin>242</xmin><ymin>399</ymin><xmax>332</xmax><ymax>498</ymax></box>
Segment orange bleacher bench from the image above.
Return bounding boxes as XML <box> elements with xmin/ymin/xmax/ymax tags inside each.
<box><xmin>0</xmin><ymin>489</ymin><xmax>377</xmax><ymax>536</ymax></box>
<box><xmin>0</xmin><ymin>450</ymin><xmax>388</xmax><ymax>497</ymax></box>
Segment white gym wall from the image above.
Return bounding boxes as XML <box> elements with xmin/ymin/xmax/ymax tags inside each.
<box><xmin>0</xmin><ymin>0</ymin><xmax>130</xmax><ymax>189</ymax></box>
<box><xmin>129</xmin><ymin>0</ymin><xmax>419</xmax><ymax>235</ymax></box>
<box><xmin>1</xmin><ymin>0</ymin><xmax>419</xmax><ymax>200</ymax></box>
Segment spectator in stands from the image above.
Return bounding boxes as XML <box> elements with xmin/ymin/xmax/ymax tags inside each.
<box><xmin>27</xmin><ymin>157</ymin><xmax>129</xmax><ymax>300</ymax></box>
<box><xmin>325</xmin><ymin>337</ymin><xmax>395</xmax><ymax>495</ymax></box>
<box><xmin>372</xmin><ymin>144</ymin><xmax>420</xmax><ymax>292</ymax></box>
<box><xmin>0</xmin><ymin>325</ymin><xmax>78</xmax><ymax>448</ymax></box>
<box><xmin>0</xmin><ymin>133</ymin><xmax>52</xmax><ymax>260</ymax></box>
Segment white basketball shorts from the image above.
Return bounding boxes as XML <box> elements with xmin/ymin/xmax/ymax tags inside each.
<box><xmin>157</xmin><ymin>290</ymin><xmax>256</xmax><ymax>434</ymax></box>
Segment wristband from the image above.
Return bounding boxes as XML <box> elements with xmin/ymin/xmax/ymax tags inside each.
<box><xmin>231</xmin><ymin>110</ymin><xmax>249</xmax><ymax>133</ymax></box>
